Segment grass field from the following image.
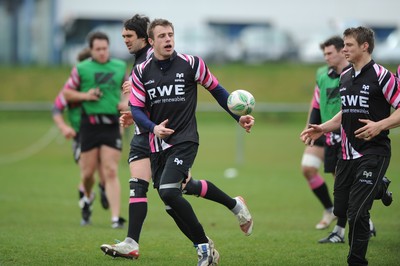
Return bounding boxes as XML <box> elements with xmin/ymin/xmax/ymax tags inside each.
<box><xmin>0</xmin><ymin>63</ymin><xmax>318</xmax><ymax>103</ymax></box>
<box><xmin>0</xmin><ymin>63</ymin><xmax>398</xmax><ymax>104</ymax></box>
<box><xmin>0</xmin><ymin>110</ymin><xmax>399</xmax><ymax>265</ymax></box>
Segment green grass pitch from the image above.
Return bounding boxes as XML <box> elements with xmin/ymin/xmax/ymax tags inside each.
<box><xmin>0</xmin><ymin>111</ymin><xmax>399</xmax><ymax>265</ymax></box>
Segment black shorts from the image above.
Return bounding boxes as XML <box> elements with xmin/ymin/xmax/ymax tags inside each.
<box><xmin>150</xmin><ymin>142</ymin><xmax>198</xmax><ymax>189</ymax></box>
<box><xmin>334</xmin><ymin>154</ymin><xmax>390</xmax><ymax>219</ymax></box>
<box><xmin>80</xmin><ymin>123</ymin><xmax>122</xmax><ymax>152</ymax></box>
<box><xmin>314</xmin><ymin>135</ymin><xmax>325</xmax><ymax>147</ymax></box>
<box><xmin>72</xmin><ymin>134</ymin><xmax>81</xmax><ymax>163</ymax></box>
<box><xmin>324</xmin><ymin>142</ymin><xmax>341</xmax><ymax>173</ymax></box>
<box><xmin>127</xmin><ymin>133</ymin><xmax>150</xmax><ymax>164</ymax></box>
<box><xmin>334</xmin><ymin>154</ymin><xmax>390</xmax><ymax>265</ymax></box>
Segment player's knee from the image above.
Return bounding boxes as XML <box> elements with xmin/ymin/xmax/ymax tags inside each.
<box><xmin>301</xmin><ymin>154</ymin><xmax>322</xmax><ymax>177</ymax></box>
<box><xmin>302</xmin><ymin>166</ymin><xmax>318</xmax><ymax>179</ymax></box>
<box><xmin>159</xmin><ymin>187</ymin><xmax>180</xmax><ymax>204</ymax></box>
<box><xmin>129</xmin><ymin>178</ymin><xmax>149</xmax><ymax>198</ymax></box>
<box><xmin>183</xmin><ymin>178</ymin><xmax>201</xmax><ymax>196</ymax></box>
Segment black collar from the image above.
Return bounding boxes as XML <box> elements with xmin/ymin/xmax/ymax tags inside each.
<box><xmin>152</xmin><ymin>51</ymin><xmax>177</xmax><ymax>62</ymax></box>
<box><xmin>135</xmin><ymin>44</ymin><xmax>151</xmax><ymax>60</ymax></box>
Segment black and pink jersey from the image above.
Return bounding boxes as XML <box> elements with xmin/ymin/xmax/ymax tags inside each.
<box><xmin>339</xmin><ymin>60</ymin><xmax>400</xmax><ymax>159</ymax></box>
<box><xmin>131</xmin><ymin>45</ymin><xmax>153</xmax><ymax>135</ymax></box>
<box><xmin>130</xmin><ymin>51</ymin><xmax>219</xmax><ymax>153</ymax></box>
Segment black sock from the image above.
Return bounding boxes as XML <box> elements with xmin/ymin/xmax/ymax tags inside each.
<box><xmin>166</xmin><ymin>208</ymin><xmax>193</xmax><ymax>241</ymax></box>
<box><xmin>127</xmin><ymin>178</ymin><xmax>149</xmax><ymax>243</ymax></box>
<box><xmin>78</xmin><ymin>189</ymin><xmax>84</xmax><ymax>200</ymax></box>
<box><xmin>312</xmin><ymin>183</ymin><xmax>333</xmax><ymax>209</ymax></box>
<box><xmin>184</xmin><ymin>178</ymin><xmax>236</xmax><ymax>210</ymax></box>
<box><xmin>159</xmin><ymin>188</ymin><xmax>208</xmax><ymax>245</ymax></box>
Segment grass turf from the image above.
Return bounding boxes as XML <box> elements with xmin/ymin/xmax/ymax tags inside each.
<box><xmin>0</xmin><ymin>111</ymin><xmax>399</xmax><ymax>265</ymax></box>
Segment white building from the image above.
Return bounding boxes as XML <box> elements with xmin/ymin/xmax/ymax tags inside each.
<box><xmin>1</xmin><ymin>0</ymin><xmax>399</xmax><ymax>64</ymax></box>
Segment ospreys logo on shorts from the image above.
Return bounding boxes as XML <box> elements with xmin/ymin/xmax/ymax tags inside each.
<box><xmin>360</xmin><ymin>170</ymin><xmax>373</xmax><ymax>185</ymax></box>
<box><xmin>363</xmin><ymin>170</ymin><xmax>372</xmax><ymax>179</ymax></box>
<box><xmin>174</xmin><ymin>157</ymin><xmax>183</xmax><ymax>165</ymax></box>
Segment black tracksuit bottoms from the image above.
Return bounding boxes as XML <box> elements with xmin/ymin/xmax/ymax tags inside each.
<box><xmin>333</xmin><ymin>154</ymin><xmax>390</xmax><ymax>266</ymax></box>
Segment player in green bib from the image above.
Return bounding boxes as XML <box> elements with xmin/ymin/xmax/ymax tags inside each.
<box><xmin>63</xmin><ymin>32</ymin><xmax>128</xmax><ymax>228</ymax></box>
<box><xmin>52</xmin><ymin>47</ymin><xmax>110</xmax><ymax>214</ymax></box>
<box><xmin>300</xmin><ymin>37</ymin><xmax>347</xmax><ymax>234</ymax></box>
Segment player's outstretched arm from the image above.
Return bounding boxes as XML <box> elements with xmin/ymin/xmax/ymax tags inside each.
<box><xmin>300</xmin><ymin>125</ymin><xmax>324</xmax><ymax>146</ymax></box>
<box><xmin>300</xmin><ymin>111</ymin><xmax>342</xmax><ymax>145</ymax></box>
<box><xmin>239</xmin><ymin>115</ymin><xmax>255</xmax><ymax>133</ymax></box>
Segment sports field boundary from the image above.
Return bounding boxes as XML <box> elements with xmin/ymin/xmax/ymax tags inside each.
<box><xmin>0</xmin><ymin>101</ymin><xmax>309</xmax><ymax>113</ymax></box>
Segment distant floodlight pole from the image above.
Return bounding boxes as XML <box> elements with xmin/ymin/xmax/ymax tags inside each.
<box><xmin>236</xmin><ymin>124</ymin><xmax>245</xmax><ymax>164</ymax></box>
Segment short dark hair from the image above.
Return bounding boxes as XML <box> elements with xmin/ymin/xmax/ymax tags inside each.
<box><xmin>124</xmin><ymin>14</ymin><xmax>150</xmax><ymax>42</ymax></box>
<box><xmin>320</xmin><ymin>36</ymin><xmax>344</xmax><ymax>51</ymax></box>
<box><xmin>87</xmin><ymin>31</ymin><xmax>109</xmax><ymax>48</ymax></box>
<box><xmin>343</xmin><ymin>26</ymin><xmax>375</xmax><ymax>54</ymax></box>
<box><xmin>148</xmin><ymin>19</ymin><xmax>174</xmax><ymax>40</ymax></box>
<box><xmin>77</xmin><ymin>47</ymin><xmax>91</xmax><ymax>62</ymax></box>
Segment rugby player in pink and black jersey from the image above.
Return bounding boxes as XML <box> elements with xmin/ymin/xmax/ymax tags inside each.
<box><xmin>301</xmin><ymin>26</ymin><xmax>400</xmax><ymax>265</ymax></box>
<box><xmin>129</xmin><ymin>18</ymin><xmax>254</xmax><ymax>266</ymax></box>
<box><xmin>100</xmin><ymin>15</ymin><xmax>255</xmax><ymax>263</ymax></box>
<box><xmin>303</xmin><ymin>36</ymin><xmax>392</xmax><ymax>246</ymax></box>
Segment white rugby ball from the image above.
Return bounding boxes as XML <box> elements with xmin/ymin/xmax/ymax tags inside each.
<box><xmin>227</xmin><ymin>90</ymin><xmax>255</xmax><ymax>116</ymax></box>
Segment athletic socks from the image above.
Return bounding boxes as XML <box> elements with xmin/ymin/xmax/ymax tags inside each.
<box><xmin>127</xmin><ymin>178</ymin><xmax>149</xmax><ymax>243</ymax></box>
<box><xmin>231</xmin><ymin>198</ymin><xmax>243</xmax><ymax>215</ymax></box>
<box><xmin>332</xmin><ymin>225</ymin><xmax>345</xmax><ymax>238</ymax></box>
<box><xmin>311</xmin><ymin>181</ymin><xmax>333</xmax><ymax>210</ymax></box>
<box><xmin>162</xmin><ymin>190</ymin><xmax>208</xmax><ymax>245</ymax></box>
<box><xmin>184</xmin><ymin>178</ymin><xmax>237</xmax><ymax>210</ymax></box>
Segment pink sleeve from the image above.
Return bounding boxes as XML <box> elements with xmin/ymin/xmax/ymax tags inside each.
<box><xmin>195</xmin><ymin>56</ymin><xmax>218</xmax><ymax>90</ymax></box>
<box><xmin>63</xmin><ymin>67</ymin><xmax>80</xmax><ymax>91</ymax></box>
<box><xmin>129</xmin><ymin>68</ymin><xmax>146</xmax><ymax>108</ymax></box>
<box><xmin>53</xmin><ymin>91</ymin><xmax>67</xmax><ymax>111</ymax></box>
<box><xmin>311</xmin><ymin>85</ymin><xmax>320</xmax><ymax>109</ymax></box>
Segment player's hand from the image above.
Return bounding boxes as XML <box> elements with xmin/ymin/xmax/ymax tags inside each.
<box><xmin>239</xmin><ymin>115</ymin><xmax>255</xmax><ymax>133</ymax></box>
<box><xmin>86</xmin><ymin>88</ymin><xmax>102</xmax><ymax>101</ymax></box>
<box><xmin>300</xmin><ymin>124</ymin><xmax>324</xmax><ymax>146</ymax></box>
<box><xmin>122</xmin><ymin>81</ymin><xmax>131</xmax><ymax>94</ymax></box>
<box><xmin>119</xmin><ymin>111</ymin><xmax>135</xmax><ymax>128</ymax></box>
<box><xmin>354</xmin><ymin>119</ymin><xmax>381</xmax><ymax>141</ymax></box>
<box><xmin>153</xmin><ymin>119</ymin><xmax>175</xmax><ymax>139</ymax></box>
<box><xmin>61</xmin><ymin>125</ymin><xmax>76</xmax><ymax>139</ymax></box>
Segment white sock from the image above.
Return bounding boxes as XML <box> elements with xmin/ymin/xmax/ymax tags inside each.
<box><xmin>332</xmin><ymin>225</ymin><xmax>345</xmax><ymax>237</ymax></box>
<box><xmin>82</xmin><ymin>195</ymin><xmax>91</xmax><ymax>203</ymax></box>
<box><xmin>124</xmin><ymin>237</ymin><xmax>138</xmax><ymax>245</ymax></box>
<box><xmin>231</xmin><ymin>198</ymin><xmax>242</xmax><ymax>215</ymax></box>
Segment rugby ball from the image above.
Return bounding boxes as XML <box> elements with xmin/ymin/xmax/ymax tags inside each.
<box><xmin>227</xmin><ymin>90</ymin><xmax>255</xmax><ymax>116</ymax></box>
